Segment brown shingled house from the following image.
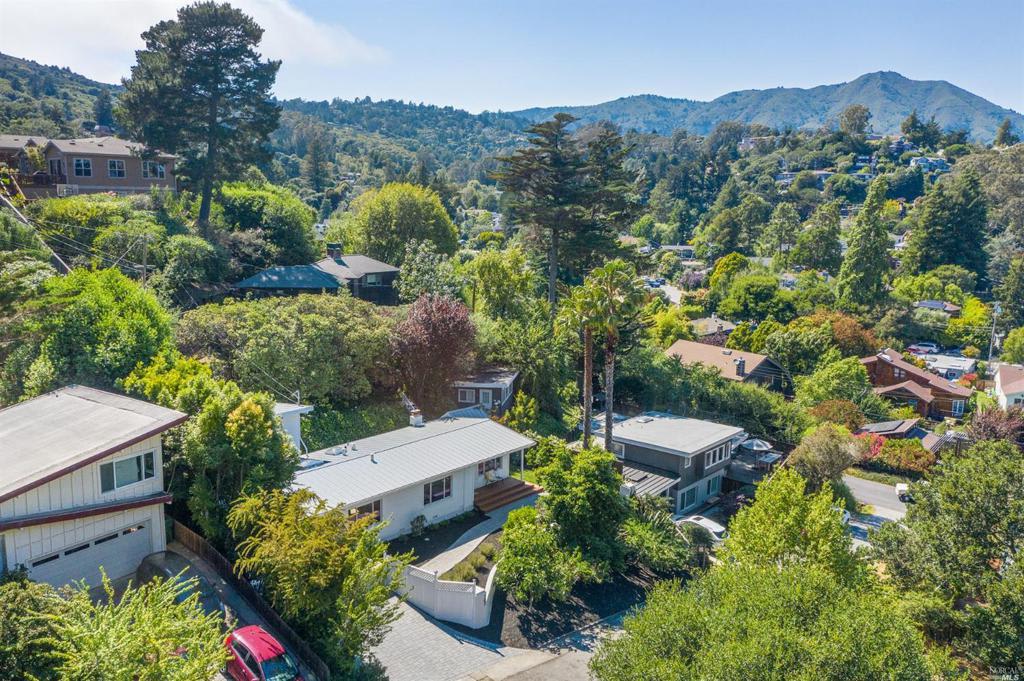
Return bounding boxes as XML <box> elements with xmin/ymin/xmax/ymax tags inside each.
<box><xmin>666</xmin><ymin>339</ymin><xmax>791</xmax><ymax>393</ymax></box>
<box><xmin>861</xmin><ymin>349</ymin><xmax>972</xmax><ymax>419</ymax></box>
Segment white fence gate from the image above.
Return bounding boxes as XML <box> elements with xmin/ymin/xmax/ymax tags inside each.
<box><xmin>399</xmin><ymin>564</ymin><xmax>498</xmax><ymax>629</ymax></box>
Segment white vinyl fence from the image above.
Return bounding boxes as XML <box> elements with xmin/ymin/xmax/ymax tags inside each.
<box><xmin>399</xmin><ymin>563</ymin><xmax>499</xmax><ymax>629</ymax></box>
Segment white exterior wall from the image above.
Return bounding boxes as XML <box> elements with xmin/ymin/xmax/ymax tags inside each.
<box><xmin>0</xmin><ymin>434</ymin><xmax>166</xmax><ymax>578</ymax></box>
<box><xmin>375</xmin><ymin>465</ymin><xmax>476</xmax><ymax>541</ymax></box>
<box><xmin>996</xmin><ymin>371</ymin><xmax>1024</xmax><ymax>410</ymax></box>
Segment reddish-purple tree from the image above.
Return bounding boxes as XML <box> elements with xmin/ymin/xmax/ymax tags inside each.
<box><xmin>968</xmin><ymin>406</ymin><xmax>1024</xmax><ymax>449</ymax></box>
<box><xmin>391</xmin><ymin>294</ymin><xmax>476</xmax><ymax>416</ymax></box>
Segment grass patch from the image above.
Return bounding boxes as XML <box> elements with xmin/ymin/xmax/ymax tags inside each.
<box><xmin>845</xmin><ymin>466</ymin><xmax>914</xmax><ymax>487</ymax></box>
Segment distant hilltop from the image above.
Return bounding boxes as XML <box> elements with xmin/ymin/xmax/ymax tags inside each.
<box><xmin>513</xmin><ymin>71</ymin><xmax>1024</xmax><ymax>142</ymax></box>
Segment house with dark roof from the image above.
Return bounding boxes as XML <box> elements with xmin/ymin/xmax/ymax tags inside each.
<box><xmin>234</xmin><ymin>244</ymin><xmax>399</xmax><ymax>304</ymax></box>
<box><xmin>861</xmin><ymin>349</ymin><xmax>972</xmax><ymax>419</ymax></box>
<box><xmin>0</xmin><ymin>386</ymin><xmax>186</xmax><ymax>588</ymax></box>
<box><xmin>452</xmin><ymin>367</ymin><xmax>519</xmax><ymax>416</ymax></box>
<box><xmin>913</xmin><ymin>300</ymin><xmax>961</xmax><ymax>317</ymax></box>
<box><xmin>666</xmin><ymin>339</ymin><xmax>790</xmax><ymax>393</ymax></box>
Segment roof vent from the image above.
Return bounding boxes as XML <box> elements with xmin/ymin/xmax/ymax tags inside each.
<box><xmin>636</xmin><ymin>416</ymin><xmax>654</xmax><ymax>424</ymax></box>
<box><xmin>722</xmin><ymin>349</ymin><xmax>732</xmax><ymax>355</ymax></box>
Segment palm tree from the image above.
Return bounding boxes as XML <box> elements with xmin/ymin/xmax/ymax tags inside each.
<box><xmin>557</xmin><ymin>285</ymin><xmax>601</xmax><ymax>448</ymax></box>
<box><xmin>586</xmin><ymin>259</ymin><xmax>648</xmax><ymax>452</ymax></box>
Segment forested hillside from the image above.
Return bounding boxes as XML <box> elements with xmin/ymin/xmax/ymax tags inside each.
<box><xmin>516</xmin><ymin>71</ymin><xmax>1024</xmax><ymax>141</ymax></box>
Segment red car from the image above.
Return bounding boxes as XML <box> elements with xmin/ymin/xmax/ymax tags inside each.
<box><xmin>225</xmin><ymin>625</ymin><xmax>303</xmax><ymax>681</ymax></box>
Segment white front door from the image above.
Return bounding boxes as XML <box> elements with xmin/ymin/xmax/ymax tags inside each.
<box><xmin>480</xmin><ymin>389</ymin><xmax>493</xmax><ymax>409</ymax></box>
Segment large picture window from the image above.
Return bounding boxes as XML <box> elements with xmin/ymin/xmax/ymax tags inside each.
<box><xmin>423</xmin><ymin>475</ymin><xmax>452</xmax><ymax>505</ymax></box>
<box><xmin>107</xmin><ymin>159</ymin><xmax>126</xmax><ymax>178</ymax></box>
<box><xmin>73</xmin><ymin>158</ymin><xmax>92</xmax><ymax>177</ymax></box>
<box><xmin>142</xmin><ymin>161</ymin><xmax>165</xmax><ymax>179</ymax></box>
<box><xmin>100</xmin><ymin>451</ymin><xmax>155</xmax><ymax>493</ymax></box>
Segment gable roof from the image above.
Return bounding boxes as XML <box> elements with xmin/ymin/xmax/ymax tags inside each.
<box><xmin>666</xmin><ymin>339</ymin><xmax>771</xmax><ymax>381</ymax></box>
<box><xmin>44</xmin><ymin>136</ymin><xmax>175</xmax><ymax>159</ymax></box>
<box><xmin>862</xmin><ymin>349</ymin><xmax>972</xmax><ymax>398</ymax></box>
<box><xmin>691</xmin><ymin>316</ymin><xmax>737</xmax><ymax>336</ymax></box>
<box><xmin>875</xmin><ymin>380</ymin><xmax>935</xmax><ymax>402</ymax></box>
<box><xmin>291</xmin><ymin>409</ymin><xmax>534</xmax><ymax>507</ymax></box>
<box><xmin>596</xmin><ymin>411</ymin><xmax>743</xmax><ymax>456</ymax></box>
<box><xmin>914</xmin><ymin>300</ymin><xmax>961</xmax><ymax>314</ymax></box>
<box><xmin>0</xmin><ymin>386</ymin><xmax>187</xmax><ymax>503</ymax></box>
<box><xmin>235</xmin><ymin>255</ymin><xmax>398</xmax><ymax>290</ymax></box>
<box><xmin>997</xmin><ymin>364</ymin><xmax>1024</xmax><ymax>396</ymax></box>
<box><xmin>0</xmin><ymin>134</ymin><xmax>48</xmax><ymax>152</ymax></box>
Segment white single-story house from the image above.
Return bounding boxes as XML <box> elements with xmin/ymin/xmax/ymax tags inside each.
<box><xmin>596</xmin><ymin>412</ymin><xmax>743</xmax><ymax>514</ymax></box>
<box><xmin>995</xmin><ymin>364</ymin><xmax>1024</xmax><ymax>410</ymax></box>
<box><xmin>0</xmin><ymin>386</ymin><xmax>186</xmax><ymax>588</ymax></box>
<box><xmin>290</xmin><ymin>408</ymin><xmax>536</xmax><ymax>540</ymax></box>
<box><xmin>922</xmin><ymin>354</ymin><xmax>977</xmax><ymax>381</ymax></box>
<box><xmin>273</xmin><ymin>402</ymin><xmax>314</xmax><ymax>454</ymax></box>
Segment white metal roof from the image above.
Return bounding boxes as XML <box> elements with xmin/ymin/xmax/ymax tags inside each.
<box><xmin>273</xmin><ymin>402</ymin><xmax>315</xmax><ymax>417</ymax></box>
<box><xmin>0</xmin><ymin>386</ymin><xmax>187</xmax><ymax>501</ymax></box>
<box><xmin>596</xmin><ymin>411</ymin><xmax>743</xmax><ymax>456</ymax></box>
<box><xmin>291</xmin><ymin>410</ymin><xmax>535</xmax><ymax>507</ymax></box>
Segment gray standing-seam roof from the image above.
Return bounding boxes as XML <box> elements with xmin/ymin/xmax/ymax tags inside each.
<box><xmin>596</xmin><ymin>411</ymin><xmax>743</xmax><ymax>456</ymax></box>
<box><xmin>621</xmin><ymin>462</ymin><xmax>680</xmax><ymax>497</ymax></box>
<box><xmin>291</xmin><ymin>410</ymin><xmax>535</xmax><ymax>507</ymax></box>
<box><xmin>0</xmin><ymin>386</ymin><xmax>187</xmax><ymax>502</ymax></box>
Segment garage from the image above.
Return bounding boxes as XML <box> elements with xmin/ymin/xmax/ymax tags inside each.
<box><xmin>28</xmin><ymin>520</ymin><xmax>154</xmax><ymax>589</ymax></box>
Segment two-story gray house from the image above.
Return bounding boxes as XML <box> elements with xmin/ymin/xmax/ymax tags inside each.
<box><xmin>596</xmin><ymin>411</ymin><xmax>743</xmax><ymax>515</ymax></box>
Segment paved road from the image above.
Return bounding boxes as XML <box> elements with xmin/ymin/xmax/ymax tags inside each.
<box><xmin>660</xmin><ymin>284</ymin><xmax>682</xmax><ymax>304</ymax></box>
<box><xmin>843</xmin><ymin>474</ymin><xmax>906</xmax><ymax>520</ymax></box>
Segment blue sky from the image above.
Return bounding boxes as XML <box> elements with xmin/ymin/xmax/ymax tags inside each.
<box><xmin>4</xmin><ymin>0</ymin><xmax>1022</xmax><ymax>112</ymax></box>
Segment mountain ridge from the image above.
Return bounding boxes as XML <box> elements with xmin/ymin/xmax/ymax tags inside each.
<box><xmin>512</xmin><ymin>71</ymin><xmax>1024</xmax><ymax>141</ymax></box>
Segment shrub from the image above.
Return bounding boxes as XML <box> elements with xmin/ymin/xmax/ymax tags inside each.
<box><xmin>872</xmin><ymin>438</ymin><xmax>935</xmax><ymax>475</ymax></box>
<box><xmin>808</xmin><ymin>399</ymin><xmax>866</xmax><ymax>432</ymax></box>
<box><xmin>497</xmin><ymin>507</ymin><xmax>592</xmax><ymax>605</ymax></box>
<box><xmin>478</xmin><ymin>542</ymin><xmax>498</xmax><ymax>561</ymax></box>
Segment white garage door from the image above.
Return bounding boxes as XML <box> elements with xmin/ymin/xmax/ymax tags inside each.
<box><xmin>29</xmin><ymin>520</ymin><xmax>153</xmax><ymax>589</ymax></box>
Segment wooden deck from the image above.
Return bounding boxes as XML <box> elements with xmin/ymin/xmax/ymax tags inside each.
<box><xmin>473</xmin><ymin>477</ymin><xmax>542</xmax><ymax>513</ymax></box>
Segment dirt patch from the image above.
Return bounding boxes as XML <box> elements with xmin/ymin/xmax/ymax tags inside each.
<box><xmin>388</xmin><ymin>510</ymin><xmax>487</xmax><ymax>565</ymax></box>
<box><xmin>452</xmin><ymin>563</ymin><xmax>686</xmax><ymax>649</ymax></box>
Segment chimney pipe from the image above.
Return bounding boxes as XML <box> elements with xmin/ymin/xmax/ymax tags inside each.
<box><xmin>326</xmin><ymin>242</ymin><xmax>343</xmax><ymax>259</ymax></box>
<box><xmin>735</xmin><ymin>358</ymin><xmax>746</xmax><ymax>377</ymax></box>
<box><xmin>410</xmin><ymin>409</ymin><xmax>424</xmax><ymax>427</ymax></box>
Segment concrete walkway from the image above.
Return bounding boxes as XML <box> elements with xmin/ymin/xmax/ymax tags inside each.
<box><xmin>419</xmin><ymin>494</ymin><xmax>538</xmax><ymax>575</ymax></box>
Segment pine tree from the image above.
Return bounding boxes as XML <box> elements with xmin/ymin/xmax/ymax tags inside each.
<box><xmin>757</xmin><ymin>203</ymin><xmax>801</xmax><ymax>261</ymax></box>
<box><xmin>905</xmin><ymin>168</ymin><xmax>988</xmax><ymax>281</ymax></box>
<box><xmin>999</xmin><ymin>255</ymin><xmax>1024</xmax><ymax>328</ymax></box>
<box><xmin>994</xmin><ymin>118</ymin><xmax>1021</xmax><ymax>147</ymax></box>
<box><xmin>835</xmin><ymin>177</ymin><xmax>890</xmax><ymax>309</ymax></box>
<box><xmin>790</xmin><ymin>201</ymin><xmax>842</xmax><ymax>274</ymax></box>
<box><xmin>92</xmin><ymin>88</ymin><xmax>114</xmax><ymax>127</ymax></box>
<box><xmin>118</xmin><ymin>2</ymin><xmax>281</xmax><ymax>230</ymax></box>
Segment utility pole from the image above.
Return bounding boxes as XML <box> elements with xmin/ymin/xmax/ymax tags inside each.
<box><xmin>141</xmin><ymin>233</ymin><xmax>149</xmax><ymax>288</ymax></box>
<box><xmin>988</xmin><ymin>303</ymin><xmax>1002</xmax><ymax>363</ymax></box>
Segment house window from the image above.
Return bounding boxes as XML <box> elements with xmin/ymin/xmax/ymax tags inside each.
<box><xmin>704</xmin><ymin>444</ymin><xmax>728</xmax><ymax>467</ymax></box>
<box><xmin>423</xmin><ymin>475</ymin><xmax>452</xmax><ymax>505</ymax></box>
<box><xmin>951</xmin><ymin>400</ymin><xmax>965</xmax><ymax>417</ymax></box>
<box><xmin>351</xmin><ymin>499</ymin><xmax>381</xmax><ymax>521</ymax></box>
<box><xmin>364</xmin><ymin>273</ymin><xmax>382</xmax><ymax>286</ymax></box>
<box><xmin>73</xmin><ymin>158</ymin><xmax>92</xmax><ymax>177</ymax></box>
<box><xmin>107</xmin><ymin>159</ymin><xmax>126</xmax><ymax>178</ymax></box>
<box><xmin>612</xmin><ymin>442</ymin><xmax>625</xmax><ymax>458</ymax></box>
<box><xmin>682</xmin><ymin>456</ymin><xmax>692</xmax><ymax>468</ymax></box>
<box><xmin>706</xmin><ymin>475</ymin><xmax>721</xmax><ymax>496</ymax></box>
<box><xmin>142</xmin><ymin>161</ymin><xmax>165</xmax><ymax>179</ymax></box>
<box><xmin>478</xmin><ymin>457</ymin><xmax>503</xmax><ymax>475</ymax></box>
<box><xmin>0</xmin><ymin>535</ymin><xmax>6</xmax><ymax>573</ymax></box>
<box><xmin>457</xmin><ymin>389</ymin><xmax>475</xmax><ymax>404</ymax></box>
<box><xmin>100</xmin><ymin>451</ymin><xmax>155</xmax><ymax>493</ymax></box>
<box><xmin>894</xmin><ymin>367</ymin><xmax>906</xmax><ymax>379</ymax></box>
<box><xmin>681</xmin><ymin>486</ymin><xmax>697</xmax><ymax>510</ymax></box>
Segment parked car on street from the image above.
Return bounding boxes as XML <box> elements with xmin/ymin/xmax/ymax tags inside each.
<box><xmin>833</xmin><ymin>507</ymin><xmax>852</xmax><ymax>525</ymax></box>
<box><xmin>675</xmin><ymin>515</ymin><xmax>729</xmax><ymax>544</ymax></box>
<box><xmin>895</xmin><ymin>483</ymin><xmax>913</xmax><ymax>503</ymax></box>
<box><xmin>907</xmin><ymin>342</ymin><xmax>940</xmax><ymax>355</ymax></box>
<box><xmin>136</xmin><ymin>551</ymin><xmax>228</xmax><ymax>623</ymax></box>
<box><xmin>225</xmin><ymin>626</ymin><xmax>303</xmax><ymax>681</ymax></box>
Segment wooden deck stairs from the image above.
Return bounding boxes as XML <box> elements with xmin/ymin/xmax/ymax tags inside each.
<box><xmin>474</xmin><ymin>478</ymin><xmax>543</xmax><ymax>513</ymax></box>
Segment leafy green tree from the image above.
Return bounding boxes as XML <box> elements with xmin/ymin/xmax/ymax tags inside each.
<box><xmin>998</xmin><ymin>255</ymin><xmax>1024</xmax><ymax>328</ymax></box>
<box><xmin>870</xmin><ymin>440</ymin><xmax>1024</xmax><ymax>600</ymax></box>
<box><xmin>788</xmin><ymin>424</ymin><xmax>858</xmax><ymax>491</ymax></box>
<box><xmin>54</xmin><ymin>572</ymin><xmax>228</xmax><ymax>680</ymax></box>
<box><xmin>796</xmin><ymin>356</ymin><xmax>891</xmax><ymax>420</ymax></box>
<box><xmin>646</xmin><ymin>303</ymin><xmax>695</xmax><ymax>348</ymax></box>
<box><xmin>786</xmin><ymin>200</ymin><xmax>843</xmax><ymax>272</ymax></box>
<box><xmin>539</xmin><ymin>446</ymin><xmax>629</xmax><ymax>569</ymax></box>
<box><xmin>229</xmin><ymin>489</ymin><xmax>411</xmax><ymax>677</ymax></box>
<box><xmin>176</xmin><ymin>293</ymin><xmax>393</xmax><ymax>405</ymax></box>
<box><xmin>718</xmin><ymin>273</ymin><xmax>796</xmax><ymax>323</ymax></box>
<box><xmin>759</xmin><ymin>323</ymin><xmax>837</xmax><ymax>376</ymax></box>
<box><xmin>586</xmin><ymin>259</ymin><xmax>648</xmax><ymax>450</ymax></box>
<box><xmin>396</xmin><ymin>240</ymin><xmax>461</xmax><ymax>302</ymax></box>
<box><xmin>756</xmin><ymin>202</ymin><xmax>800</xmax><ymax>261</ymax></box>
<box><xmin>1003</xmin><ymin>326</ymin><xmax>1024</xmax><ymax>363</ymax></box>
<box><xmin>590</xmin><ymin>564</ymin><xmax>928</xmax><ymax>681</ymax></box>
<box><xmin>839</xmin><ymin>104</ymin><xmax>871</xmax><ymax>137</ymax></box>
<box><xmin>19</xmin><ymin>268</ymin><xmax>171</xmax><ymax>397</ymax></box>
<box><xmin>722</xmin><ymin>468</ymin><xmax>864</xmax><ymax>583</ymax></box>
<box><xmin>496</xmin><ymin>506</ymin><xmax>591</xmax><ymax>605</ymax></box>
<box><xmin>904</xmin><ymin>169</ymin><xmax>988</xmax><ymax>281</ymax></box>
<box><xmin>118</xmin><ymin>2</ymin><xmax>281</xmax><ymax>228</ymax></box>
<box><xmin>92</xmin><ymin>87</ymin><xmax>114</xmax><ymax>127</ymax></box>
<box><xmin>964</xmin><ymin>560</ymin><xmax>1024</xmax><ymax>667</ymax></box>
<box><xmin>835</xmin><ymin>177</ymin><xmax>890</xmax><ymax>308</ymax></box>
<box><xmin>993</xmin><ymin>118</ymin><xmax>1021</xmax><ymax>147</ymax></box>
<box><xmin>501</xmin><ymin>391</ymin><xmax>539</xmax><ymax>433</ymax></box>
<box><xmin>466</xmin><ymin>246</ymin><xmax>538</xmax><ymax>320</ymax></box>
<box><xmin>0</xmin><ymin>572</ymin><xmax>60</xmax><ymax>680</ymax></box>
<box><xmin>694</xmin><ymin>195</ymin><xmax>770</xmax><ymax>261</ymax></box>
<box><xmin>340</xmin><ymin>182</ymin><xmax>457</xmax><ymax>267</ymax></box>
<box><xmin>219</xmin><ymin>180</ymin><xmax>318</xmax><ymax>264</ymax></box>
<box><xmin>150</xmin><ymin>234</ymin><xmax>222</xmax><ymax>303</ymax></box>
